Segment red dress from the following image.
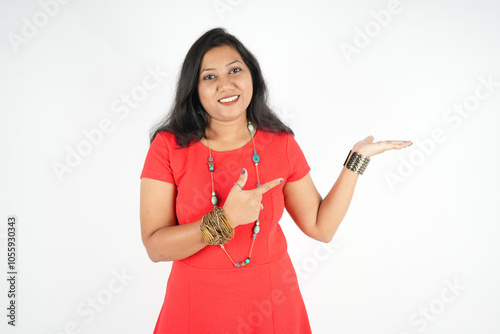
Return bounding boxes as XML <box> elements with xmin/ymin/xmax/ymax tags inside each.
<box><xmin>140</xmin><ymin>129</ymin><xmax>312</xmax><ymax>334</ymax></box>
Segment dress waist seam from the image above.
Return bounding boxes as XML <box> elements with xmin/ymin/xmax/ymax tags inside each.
<box><xmin>177</xmin><ymin>251</ymin><xmax>289</xmax><ymax>271</ymax></box>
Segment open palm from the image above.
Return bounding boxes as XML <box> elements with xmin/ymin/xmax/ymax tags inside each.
<box><xmin>353</xmin><ymin>136</ymin><xmax>412</xmax><ymax>158</ymax></box>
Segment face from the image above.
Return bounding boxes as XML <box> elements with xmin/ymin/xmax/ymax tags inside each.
<box><xmin>197</xmin><ymin>45</ymin><xmax>253</xmax><ymax>123</ymax></box>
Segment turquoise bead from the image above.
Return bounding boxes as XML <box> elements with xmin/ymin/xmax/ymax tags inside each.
<box><xmin>253</xmin><ymin>225</ymin><xmax>260</xmax><ymax>234</ymax></box>
<box><xmin>209</xmin><ymin>166</ymin><xmax>214</xmax><ymax>171</ymax></box>
<box><xmin>252</xmin><ymin>154</ymin><xmax>260</xmax><ymax>163</ymax></box>
<box><xmin>248</xmin><ymin>124</ymin><xmax>254</xmax><ymax>131</ymax></box>
<box><xmin>211</xmin><ymin>196</ymin><xmax>217</xmax><ymax>205</ymax></box>
<box><xmin>245</xmin><ymin>258</ymin><xmax>250</xmax><ymax>263</ymax></box>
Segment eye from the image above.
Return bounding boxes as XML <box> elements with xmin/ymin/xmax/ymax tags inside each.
<box><xmin>203</xmin><ymin>74</ymin><xmax>216</xmax><ymax>80</ymax></box>
<box><xmin>230</xmin><ymin>68</ymin><xmax>242</xmax><ymax>74</ymax></box>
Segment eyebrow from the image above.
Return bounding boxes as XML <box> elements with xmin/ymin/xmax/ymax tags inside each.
<box><xmin>200</xmin><ymin>60</ymin><xmax>242</xmax><ymax>73</ymax></box>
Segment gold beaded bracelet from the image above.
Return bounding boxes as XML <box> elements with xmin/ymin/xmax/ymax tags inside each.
<box><xmin>200</xmin><ymin>207</ymin><xmax>234</xmax><ymax>246</ymax></box>
<box><xmin>343</xmin><ymin>150</ymin><xmax>370</xmax><ymax>175</ymax></box>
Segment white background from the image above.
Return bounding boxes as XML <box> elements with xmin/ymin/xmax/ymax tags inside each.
<box><xmin>1</xmin><ymin>0</ymin><xmax>500</xmax><ymax>333</ymax></box>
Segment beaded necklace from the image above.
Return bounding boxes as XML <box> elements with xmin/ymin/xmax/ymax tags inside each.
<box><xmin>207</xmin><ymin>121</ymin><xmax>261</xmax><ymax>268</ymax></box>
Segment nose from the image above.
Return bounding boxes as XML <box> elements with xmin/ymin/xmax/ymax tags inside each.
<box><xmin>218</xmin><ymin>75</ymin><xmax>234</xmax><ymax>92</ymax></box>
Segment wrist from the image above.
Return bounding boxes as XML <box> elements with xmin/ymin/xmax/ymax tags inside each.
<box><xmin>200</xmin><ymin>207</ymin><xmax>234</xmax><ymax>245</ymax></box>
<box><xmin>221</xmin><ymin>206</ymin><xmax>237</xmax><ymax>228</ymax></box>
<box><xmin>343</xmin><ymin>149</ymin><xmax>370</xmax><ymax>175</ymax></box>
<box><xmin>351</xmin><ymin>146</ymin><xmax>370</xmax><ymax>158</ymax></box>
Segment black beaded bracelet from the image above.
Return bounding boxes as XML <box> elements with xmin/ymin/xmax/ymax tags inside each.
<box><xmin>343</xmin><ymin>150</ymin><xmax>370</xmax><ymax>175</ymax></box>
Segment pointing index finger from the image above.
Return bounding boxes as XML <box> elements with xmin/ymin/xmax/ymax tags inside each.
<box><xmin>255</xmin><ymin>178</ymin><xmax>285</xmax><ymax>194</ymax></box>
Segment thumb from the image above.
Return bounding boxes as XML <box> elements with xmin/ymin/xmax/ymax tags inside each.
<box><xmin>234</xmin><ymin>168</ymin><xmax>248</xmax><ymax>190</ymax></box>
<box><xmin>365</xmin><ymin>135</ymin><xmax>375</xmax><ymax>143</ymax></box>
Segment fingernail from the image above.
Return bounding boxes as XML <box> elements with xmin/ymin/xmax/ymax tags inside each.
<box><xmin>280</xmin><ymin>178</ymin><xmax>284</xmax><ymax>183</ymax></box>
<box><xmin>241</xmin><ymin>168</ymin><xmax>246</xmax><ymax>174</ymax></box>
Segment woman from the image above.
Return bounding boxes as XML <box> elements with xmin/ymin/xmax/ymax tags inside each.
<box><xmin>140</xmin><ymin>27</ymin><xmax>412</xmax><ymax>333</ymax></box>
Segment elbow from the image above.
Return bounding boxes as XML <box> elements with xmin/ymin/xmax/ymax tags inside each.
<box><xmin>313</xmin><ymin>226</ymin><xmax>337</xmax><ymax>243</ymax></box>
<box><xmin>303</xmin><ymin>224</ymin><xmax>335</xmax><ymax>243</ymax></box>
<box><xmin>143</xmin><ymin>236</ymin><xmax>170</xmax><ymax>263</ymax></box>
<box><xmin>146</xmin><ymin>249</ymin><xmax>172</xmax><ymax>263</ymax></box>
<box><xmin>143</xmin><ymin>236</ymin><xmax>159</xmax><ymax>262</ymax></box>
<box><xmin>317</xmin><ymin>233</ymin><xmax>334</xmax><ymax>244</ymax></box>
<box><xmin>307</xmin><ymin>229</ymin><xmax>334</xmax><ymax>243</ymax></box>
<box><xmin>149</xmin><ymin>254</ymin><xmax>161</xmax><ymax>263</ymax></box>
<box><xmin>145</xmin><ymin>248</ymin><xmax>162</xmax><ymax>263</ymax></box>
<box><xmin>321</xmin><ymin>236</ymin><xmax>333</xmax><ymax>244</ymax></box>
<box><xmin>315</xmin><ymin>219</ymin><xmax>341</xmax><ymax>243</ymax></box>
<box><xmin>143</xmin><ymin>229</ymin><xmax>171</xmax><ymax>263</ymax></box>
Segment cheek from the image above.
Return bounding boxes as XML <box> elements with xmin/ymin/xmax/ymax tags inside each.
<box><xmin>245</xmin><ymin>78</ymin><xmax>253</xmax><ymax>99</ymax></box>
<box><xmin>240</xmin><ymin>74</ymin><xmax>253</xmax><ymax>95</ymax></box>
<box><xmin>197</xmin><ymin>86</ymin><xmax>212</xmax><ymax>104</ymax></box>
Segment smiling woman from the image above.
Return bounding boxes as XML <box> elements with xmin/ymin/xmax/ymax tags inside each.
<box><xmin>197</xmin><ymin>45</ymin><xmax>254</xmax><ymax>147</ymax></box>
<box><xmin>139</xmin><ymin>27</ymin><xmax>411</xmax><ymax>334</ymax></box>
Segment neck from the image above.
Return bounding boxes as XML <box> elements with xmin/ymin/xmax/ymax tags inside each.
<box><xmin>205</xmin><ymin>117</ymin><xmax>249</xmax><ymax>143</ymax></box>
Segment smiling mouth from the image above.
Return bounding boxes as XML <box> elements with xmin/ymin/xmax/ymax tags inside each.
<box><xmin>218</xmin><ymin>95</ymin><xmax>239</xmax><ymax>103</ymax></box>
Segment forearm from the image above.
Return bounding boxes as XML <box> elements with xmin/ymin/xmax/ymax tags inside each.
<box><xmin>315</xmin><ymin>155</ymin><xmax>360</xmax><ymax>242</ymax></box>
<box><xmin>145</xmin><ymin>219</ymin><xmax>207</xmax><ymax>262</ymax></box>
<box><xmin>287</xmin><ymin>137</ymin><xmax>411</xmax><ymax>243</ymax></box>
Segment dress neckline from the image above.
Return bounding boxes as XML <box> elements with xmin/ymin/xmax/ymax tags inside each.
<box><xmin>197</xmin><ymin>128</ymin><xmax>259</xmax><ymax>153</ymax></box>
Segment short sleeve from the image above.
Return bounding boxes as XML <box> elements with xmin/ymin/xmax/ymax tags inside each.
<box><xmin>286</xmin><ymin>134</ymin><xmax>311</xmax><ymax>182</ymax></box>
<box><xmin>140</xmin><ymin>132</ymin><xmax>175</xmax><ymax>184</ymax></box>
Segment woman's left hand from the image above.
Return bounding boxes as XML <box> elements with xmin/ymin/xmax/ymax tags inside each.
<box><xmin>352</xmin><ymin>136</ymin><xmax>412</xmax><ymax>158</ymax></box>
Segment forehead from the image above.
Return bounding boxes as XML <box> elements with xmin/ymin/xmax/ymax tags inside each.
<box><xmin>200</xmin><ymin>45</ymin><xmax>244</xmax><ymax>69</ymax></box>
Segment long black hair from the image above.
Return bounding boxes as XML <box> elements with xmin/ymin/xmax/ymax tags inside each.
<box><xmin>149</xmin><ymin>27</ymin><xmax>293</xmax><ymax>146</ymax></box>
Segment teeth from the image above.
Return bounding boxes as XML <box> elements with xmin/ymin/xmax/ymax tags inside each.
<box><xmin>219</xmin><ymin>95</ymin><xmax>239</xmax><ymax>103</ymax></box>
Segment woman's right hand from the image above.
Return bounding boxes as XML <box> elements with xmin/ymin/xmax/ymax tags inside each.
<box><xmin>222</xmin><ymin>168</ymin><xmax>284</xmax><ymax>228</ymax></box>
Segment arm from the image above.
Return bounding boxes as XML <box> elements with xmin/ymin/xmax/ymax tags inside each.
<box><xmin>283</xmin><ymin>163</ymin><xmax>358</xmax><ymax>243</ymax></box>
<box><xmin>140</xmin><ymin>178</ymin><xmax>207</xmax><ymax>262</ymax></box>
<box><xmin>284</xmin><ymin>136</ymin><xmax>412</xmax><ymax>243</ymax></box>
<box><xmin>140</xmin><ymin>171</ymin><xmax>284</xmax><ymax>262</ymax></box>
